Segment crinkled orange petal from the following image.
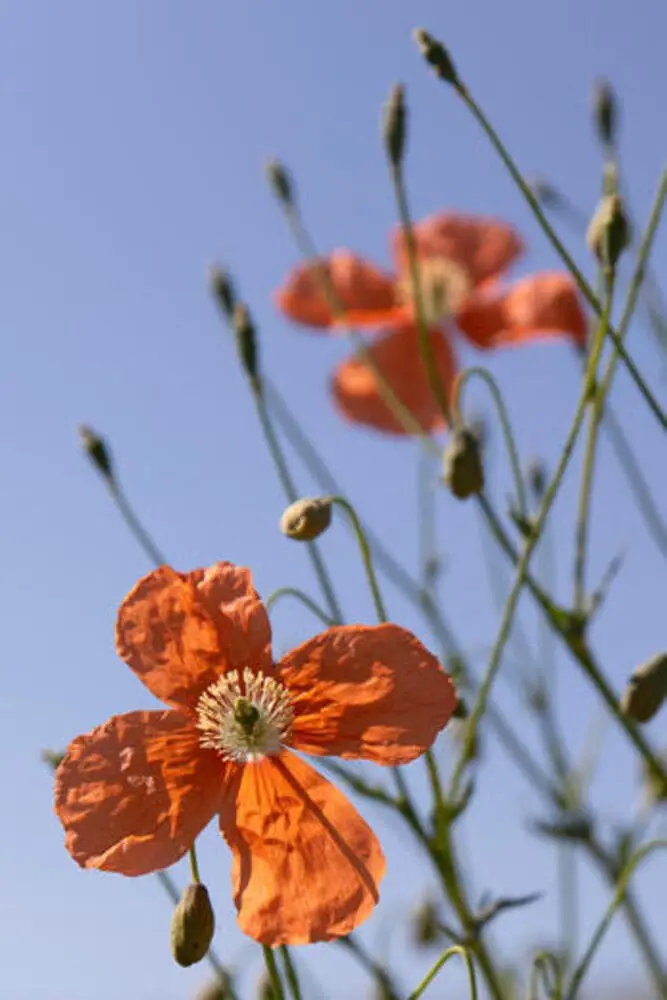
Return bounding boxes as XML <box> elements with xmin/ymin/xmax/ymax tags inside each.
<box><xmin>55</xmin><ymin>711</ymin><xmax>230</xmax><ymax>876</ymax></box>
<box><xmin>457</xmin><ymin>272</ymin><xmax>587</xmax><ymax>350</ymax></box>
<box><xmin>116</xmin><ymin>563</ymin><xmax>272</xmax><ymax>710</ymax></box>
<box><xmin>330</xmin><ymin>324</ymin><xmax>457</xmax><ymax>435</ymax></box>
<box><xmin>275</xmin><ymin>250</ymin><xmax>399</xmax><ymax>330</ymax></box>
<box><xmin>280</xmin><ymin>624</ymin><xmax>457</xmax><ymax>764</ymax></box>
<box><xmin>392</xmin><ymin>212</ymin><xmax>524</xmax><ymax>288</ymax></box>
<box><xmin>219</xmin><ymin>750</ymin><xmax>385</xmax><ymax>945</ymax></box>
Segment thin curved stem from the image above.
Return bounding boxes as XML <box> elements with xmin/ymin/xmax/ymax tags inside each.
<box><xmin>263</xmin><ymin>945</ymin><xmax>286</xmax><ymax>1000</ymax></box>
<box><xmin>454</xmin><ymin>366</ymin><xmax>528</xmax><ymax>521</ymax></box>
<box><xmin>188</xmin><ymin>845</ymin><xmax>201</xmax><ymax>884</ymax></box>
<box><xmin>529</xmin><ymin>950</ymin><xmax>564</xmax><ymax>1000</ymax></box>
<box><xmin>108</xmin><ymin>480</ymin><xmax>167</xmax><ymax>567</ymax></box>
<box><xmin>331</xmin><ymin>495</ymin><xmax>388</xmax><ymax>622</ymax></box>
<box><xmin>408</xmin><ymin>945</ymin><xmax>478</xmax><ymax>1000</ymax></box>
<box><xmin>280</xmin><ymin>946</ymin><xmax>302</xmax><ymax>1000</ymax></box>
<box><xmin>265</xmin><ymin>586</ymin><xmax>335</xmax><ymax>626</ymax></box>
<box><xmin>337</xmin><ymin>936</ymin><xmax>401</xmax><ymax>1000</ymax></box>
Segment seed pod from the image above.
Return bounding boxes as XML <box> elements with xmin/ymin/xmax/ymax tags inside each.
<box><xmin>411</xmin><ymin>898</ymin><xmax>442</xmax><ymax>948</ymax></box>
<box><xmin>590</xmin><ymin>78</ymin><xmax>617</xmax><ymax>148</ymax></box>
<box><xmin>586</xmin><ymin>193</ymin><xmax>630</xmax><ymax>270</ymax></box>
<box><xmin>383</xmin><ymin>83</ymin><xmax>407</xmax><ymax>167</ymax></box>
<box><xmin>280</xmin><ymin>497</ymin><xmax>332</xmax><ymax>541</ymax></box>
<box><xmin>620</xmin><ymin>653</ymin><xmax>667</xmax><ymax>723</ymax></box>
<box><xmin>170</xmin><ymin>883</ymin><xmax>215</xmax><ymax>967</ymax></box>
<box><xmin>413</xmin><ymin>28</ymin><xmax>460</xmax><ymax>87</ymax></box>
<box><xmin>78</xmin><ymin>425</ymin><xmax>113</xmax><ymax>481</ymax></box>
<box><xmin>442</xmin><ymin>429</ymin><xmax>484</xmax><ymax>499</ymax></box>
<box><xmin>208</xmin><ymin>264</ymin><xmax>236</xmax><ymax>319</ymax></box>
<box><xmin>265</xmin><ymin>159</ymin><xmax>294</xmax><ymax>207</ymax></box>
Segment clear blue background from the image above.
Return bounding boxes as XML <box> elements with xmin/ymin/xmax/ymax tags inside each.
<box><xmin>1</xmin><ymin>2</ymin><xmax>666</xmax><ymax>998</ymax></box>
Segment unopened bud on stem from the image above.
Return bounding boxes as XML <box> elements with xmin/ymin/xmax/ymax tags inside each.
<box><xmin>442</xmin><ymin>428</ymin><xmax>484</xmax><ymax>499</ymax></box>
<box><xmin>620</xmin><ymin>653</ymin><xmax>667</xmax><ymax>723</ymax></box>
<box><xmin>591</xmin><ymin>78</ymin><xmax>618</xmax><ymax>148</ymax></box>
<box><xmin>383</xmin><ymin>83</ymin><xmax>407</xmax><ymax>167</ymax></box>
<box><xmin>233</xmin><ymin>303</ymin><xmax>260</xmax><ymax>384</ymax></box>
<box><xmin>78</xmin><ymin>425</ymin><xmax>114</xmax><ymax>481</ymax></box>
<box><xmin>170</xmin><ymin>883</ymin><xmax>215</xmax><ymax>967</ymax></box>
<box><xmin>413</xmin><ymin>29</ymin><xmax>460</xmax><ymax>87</ymax></box>
<box><xmin>265</xmin><ymin>159</ymin><xmax>294</xmax><ymax>208</ymax></box>
<box><xmin>208</xmin><ymin>264</ymin><xmax>237</xmax><ymax>319</ymax></box>
<box><xmin>280</xmin><ymin>497</ymin><xmax>332</xmax><ymax>541</ymax></box>
<box><xmin>586</xmin><ymin>193</ymin><xmax>630</xmax><ymax>271</ymax></box>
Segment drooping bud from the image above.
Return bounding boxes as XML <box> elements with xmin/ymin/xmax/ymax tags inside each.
<box><xmin>411</xmin><ymin>899</ymin><xmax>443</xmax><ymax>948</ymax></box>
<box><xmin>413</xmin><ymin>29</ymin><xmax>460</xmax><ymax>87</ymax></box>
<box><xmin>265</xmin><ymin>159</ymin><xmax>294</xmax><ymax>207</ymax></box>
<box><xmin>41</xmin><ymin>748</ymin><xmax>66</xmax><ymax>771</ymax></box>
<box><xmin>590</xmin><ymin>78</ymin><xmax>618</xmax><ymax>148</ymax></box>
<box><xmin>442</xmin><ymin>428</ymin><xmax>484</xmax><ymax>499</ymax></box>
<box><xmin>383</xmin><ymin>83</ymin><xmax>407</xmax><ymax>167</ymax></box>
<box><xmin>620</xmin><ymin>653</ymin><xmax>667</xmax><ymax>723</ymax></box>
<box><xmin>280</xmin><ymin>497</ymin><xmax>332</xmax><ymax>541</ymax></box>
<box><xmin>78</xmin><ymin>425</ymin><xmax>114</xmax><ymax>481</ymax></box>
<box><xmin>232</xmin><ymin>303</ymin><xmax>259</xmax><ymax>384</ymax></box>
<box><xmin>526</xmin><ymin>458</ymin><xmax>547</xmax><ymax>499</ymax></box>
<box><xmin>208</xmin><ymin>264</ymin><xmax>237</xmax><ymax>320</ymax></box>
<box><xmin>586</xmin><ymin>193</ymin><xmax>631</xmax><ymax>271</ymax></box>
<box><xmin>170</xmin><ymin>883</ymin><xmax>215</xmax><ymax>967</ymax></box>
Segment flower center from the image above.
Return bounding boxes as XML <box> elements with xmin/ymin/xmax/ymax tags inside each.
<box><xmin>196</xmin><ymin>667</ymin><xmax>294</xmax><ymax>763</ymax></box>
<box><xmin>397</xmin><ymin>256</ymin><xmax>472</xmax><ymax>326</ymax></box>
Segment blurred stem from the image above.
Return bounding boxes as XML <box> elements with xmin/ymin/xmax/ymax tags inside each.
<box><xmin>280</xmin><ymin>946</ymin><xmax>302</xmax><ymax>1000</ymax></box>
<box><xmin>188</xmin><ymin>845</ymin><xmax>201</xmax><ymax>883</ymax></box>
<box><xmin>451</xmin><ymin>280</ymin><xmax>614</xmax><ymax>799</ymax></box>
<box><xmin>263</xmin><ymin>946</ymin><xmax>286</xmax><ymax>1000</ymax></box>
<box><xmin>253</xmin><ymin>384</ymin><xmax>343</xmax><ymax>624</ymax></box>
<box><xmin>529</xmin><ymin>951</ymin><xmax>564</xmax><ymax>1000</ymax></box>
<box><xmin>108</xmin><ymin>480</ymin><xmax>167</xmax><ymax>567</ymax></box>
<box><xmin>337</xmin><ymin>935</ymin><xmax>401</xmax><ymax>1000</ymax></box>
<box><xmin>453</xmin><ymin>367</ymin><xmax>528</xmax><ymax>521</ymax></box>
<box><xmin>565</xmin><ymin>841</ymin><xmax>667</xmax><ymax>999</ymax></box>
<box><xmin>331</xmin><ymin>495</ymin><xmax>388</xmax><ymax>622</ymax></box>
<box><xmin>390</xmin><ymin>160</ymin><xmax>452</xmax><ymax>423</ymax></box>
<box><xmin>418</xmin><ymin>447</ymin><xmax>438</xmax><ymax>590</ymax></box>
<box><xmin>408</xmin><ymin>945</ymin><xmax>478</xmax><ymax>1000</ymax></box>
<box><xmin>454</xmin><ymin>81</ymin><xmax>667</xmax><ymax>430</ymax></box>
<box><xmin>265</xmin><ymin>586</ymin><xmax>336</xmax><ymax>626</ymax></box>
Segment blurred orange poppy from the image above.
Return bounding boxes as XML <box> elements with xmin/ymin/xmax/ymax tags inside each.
<box><xmin>276</xmin><ymin>212</ymin><xmax>587</xmax><ymax>434</ymax></box>
<box><xmin>55</xmin><ymin>562</ymin><xmax>457</xmax><ymax>946</ymax></box>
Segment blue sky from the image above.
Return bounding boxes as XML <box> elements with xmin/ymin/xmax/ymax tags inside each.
<box><xmin>2</xmin><ymin>2</ymin><xmax>666</xmax><ymax>998</ymax></box>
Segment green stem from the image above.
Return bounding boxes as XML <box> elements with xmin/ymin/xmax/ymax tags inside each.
<box><xmin>280</xmin><ymin>946</ymin><xmax>302</xmax><ymax>1000</ymax></box>
<box><xmin>390</xmin><ymin>161</ymin><xmax>452</xmax><ymax>423</ymax></box>
<box><xmin>529</xmin><ymin>951</ymin><xmax>564</xmax><ymax>1000</ymax></box>
<box><xmin>331</xmin><ymin>495</ymin><xmax>387</xmax><ymax>622</ymax></box>
<box><xmin>337</xmin><ymin>936</ymin><xmax>401</xmax><ymax>1000</ymax></box>
<box><xmin>265</xmin><ymin>586</ymin><xmax>336</xmax><ymax>626</ymax></box>
<box><xmin>188</xmin><ymin>845</ymin><xmax>201</xmax><ymax>884</ymax></box>
<box><xmin>453</xmin><ymin>366</ymin><xmax>528</xmax><ymax>520</ymax></box>
<box><xmin>263</xmin><ymin>945</ymin><xmax>286</xmax><ymax>1000</ymax></box>
<box><xmin>455</xmin><ymin>83</ymin><xmax>667</xmax><ymax>431</ymax></box>
<box><xmin>565</xmin><ymin>841</ymin><xmax>667</xmax><ymax>999</ymax></box>
<box><xmin>108</xmin><ymin>480</ymin><xmax>167</xmax><ymax>567</ymax></box>
<box><xmin>253</xmin><ymin>386</ymin><xmax>344</xmax><ymax>624</ymax></box>
<box><xmin>451</xmin><ymin>281</ymin><xmax>614</xmax><ymax>798</ymax></box>
<box><xmin>408</xmin><ymin>945</ymin><xmax>478</xmax><ymax>1000</ymax></box>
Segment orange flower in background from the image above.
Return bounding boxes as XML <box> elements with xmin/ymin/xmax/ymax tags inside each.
<box><xmin>276</xmin><ymin>211</ymin><xmax>587</xmax><ymax>434</ymax></box>
<box><xmin>55</xmin><ymin>562</ymin><xmax>457</xmax><ymax>946</ymax></box>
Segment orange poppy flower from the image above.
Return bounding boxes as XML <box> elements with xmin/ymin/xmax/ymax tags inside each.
<box><xmin>55</xmin><ymin>562</ymin><xmax>457</xmax><ymax>946</ymax></box>
<box><xmin>275</xmin><ymin>212</ymin><xmax>587</xmax><ymax>434</ymax></box>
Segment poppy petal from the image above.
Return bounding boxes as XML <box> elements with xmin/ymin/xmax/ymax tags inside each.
<box><xmin>457</xmin><ymin>272</ymin><xmax>587</xmax><ymax>350</ymax></box>
<box><xmin>275</xmin><ymin>251</ymin><xmax>399</xmax><ymax>330</ymax></box>
<box><xmin>55</xmin><ymin>711</ymin><xmax>229</xmax><ymax>876</ymax></box>
<box><xmin>219</xmin><ymin>750</ymin><xmax>385</xmax><ymax>945</ymax></box>
<box><xmin>392</xmin><ymin>212</ymin><xmax>524</xmax><ymax>288</ymax></box>
<box><xmin>280</xmin><ymin>624</ymin><xmax>456</xmax><ymax>764</ymax></box>
<box><xmin>116</xmin><ymin>563</ymin><xmax>272</xmax><ymax>711</ymax></box>
<box><xmin>330</xmin><ymin>324</ymin><xmax>457</xmax><ymax>435</ymax></box>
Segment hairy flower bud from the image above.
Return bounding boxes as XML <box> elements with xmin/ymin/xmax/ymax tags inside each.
<box><xmin>413</xmin><ymin>28</ymin><xmax>460</xmax><ymax>87</ymax></box>
<box><xmin>170</xmin><ymin>883</ymin><xmax>215</xmax><ymax>967</ymax></box>
<box><xmin>265</xmin><ymin>159</ymin><xmax>294</xmax><ymax>207</ymax></box>
<box><xmin>620</xmin><ymin>653</ymin><xmax>667</xmax><ymax>723</ymax></box>
<box><xmin>383</xmin><ymin>83</ymin><xmax>407</xmax><ymax>167</ymax></box>
<box><xmin>280</xmin><ymin>497</ymin><xmax>332</xmax><ymax>541</ymax></box>
<box><xmin>232</xmin><ymin>303</ymin><xmax>260</xmax><ymax>384</ymax></box>
<box><xmin>590</xmin><ymin>78</ymin><xmax>617</xmax><ymax>148</ymax></box>
<box><xmin>442</xmin><ymin>429</ymin><xmax>484</xmax><ymax>499</ymax></box>
<box><xmin>208</xmin><ymin>264</ymin><xmax>236</xmax><ymax>319</ymax></box>
<box><xmin>78</xmin><ymin>425</ymin><xmax>114</xmax><ymax>481</ymax></box>
<box><xmin>586</xmin><ymin>194</ymin><xmax>630</xmax><ymax>270</ymax></box>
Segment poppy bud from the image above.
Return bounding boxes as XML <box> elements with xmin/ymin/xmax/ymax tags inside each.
<box><xmin>232</xmin><ymin>303</ymin><xmax>260</xmax><ymax>384</ymax></box>
<box><xmin>586</xmin><ymin>194</ymin><xmax>630</xmax><ymax>271</ymax></box>
<box><xmin>41</xmin><ymin>748</ymin><xmax>66</xmax><ymax>771</ymax></box>
<box><xmin>411</xmin><ymin>899</ymin><xmax>443</xmax><ymax>948</ymax></box>
<box><xmin>620</xmin><ymin>653</ymin><xmax>667</xmax><ymax>723</ymax></box>
<box><xmin>280</xmin><ymin>497</ymin><xmax>332</xmax><ymax>541</ymax></box>
<box><xmin>170</xmin><ymin>883</ymin><xmax>215</xmax><ymax>967</ymax></box>
<box><xmin>442</xmin><ymin>428</ymin><xmax>484</xmax><ymax>499</ymax></box>
<box><xmin>413</xmin><ymin>29</ymin><xmax>460</xmax><ymax>87</ymax></box>
<box><xmin>78</xmin><ymin>425</ymin><xmax>114</xmax><ymax>481</ymax></box>
<box><xmin>590</xmin><ymin>78</ymin><xmax>617</xmax><ymax>148</ymax></box>
<box><xmin>383</xmin><ymin>83</ymin><xmax>407</xmax><ymax>168</ymax></box>
<box><xmin>208</xmin><ymin>264</ymin><xmax>236</xmax><ymax>320</ymax></box>
<box><xmin>195</xmin><ymin>977</ymin><xmax>234</xmax><ymax>1000</ymax></box>
<box><xmin>265</xmin><ymin>159</ymin><xmax>294</xmax><ymax>207</ymax></box>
